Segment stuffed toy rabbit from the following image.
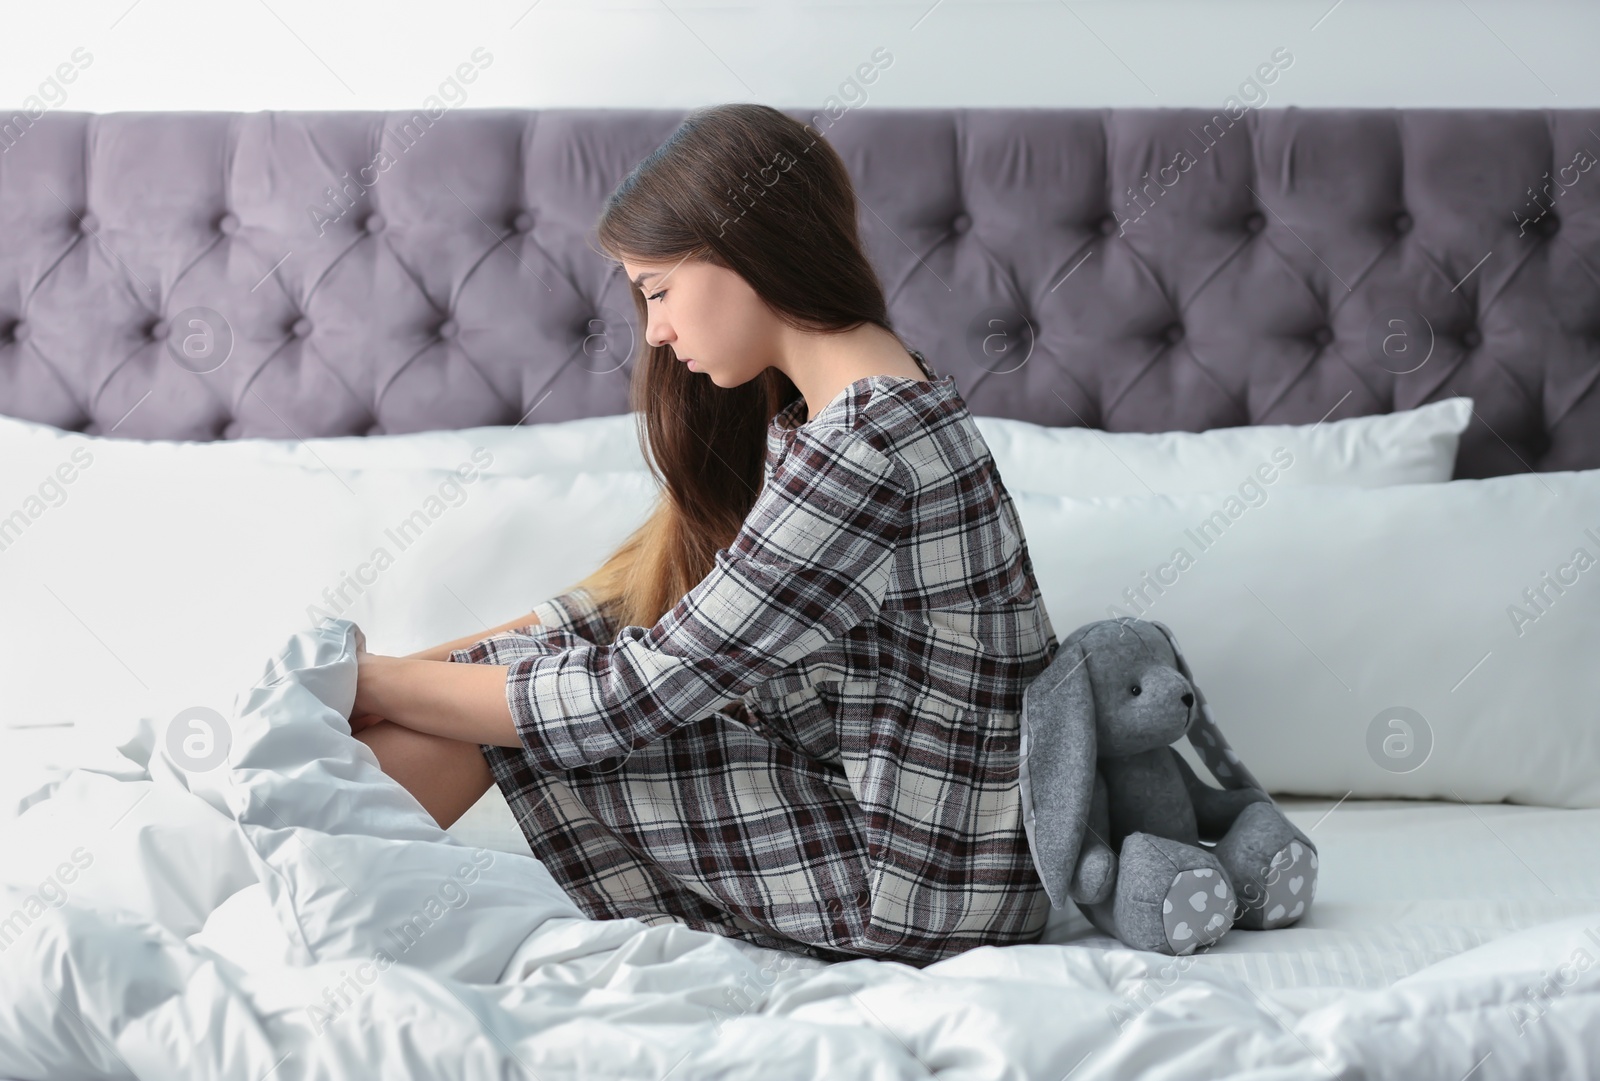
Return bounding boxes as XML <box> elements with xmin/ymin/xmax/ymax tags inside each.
<box><xmin>1017</xmin><ymin>618</ymin><xmax>1318</xmax><ymax>956</ymax></box>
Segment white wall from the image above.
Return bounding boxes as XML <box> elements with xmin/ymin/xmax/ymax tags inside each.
<box><xmin>4</xmin><ymin>0</ymin><xmax>1597</xmax><ymax>116</ymax></box>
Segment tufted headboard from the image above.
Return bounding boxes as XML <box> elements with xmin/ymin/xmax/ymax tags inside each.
<box><xmin>1</xmin><ymin>106</ymin><xmax>1597</xmax><ymax>479</ymax></box>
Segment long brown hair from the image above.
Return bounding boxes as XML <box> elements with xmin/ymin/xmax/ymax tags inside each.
<box><xmin>570</xmin><ymin>103</ymin><xmax>899</xmax><ymax>631</ymax></box>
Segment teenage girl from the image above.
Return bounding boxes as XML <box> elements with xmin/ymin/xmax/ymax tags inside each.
<box><xmin>350</xmin><ymin>103</ymin><xmax>1059</xmax><ymax>967</ymax></box>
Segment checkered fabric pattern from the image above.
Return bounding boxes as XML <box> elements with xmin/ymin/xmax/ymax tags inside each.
<box><xmin>453</xmin><ymin>351</ymin><xmax>1061</xmax><ymax>966</ymax></box>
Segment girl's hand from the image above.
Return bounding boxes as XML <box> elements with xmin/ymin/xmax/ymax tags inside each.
<box><xmin>351</xmin><ymin>625</ymin><xmax>389</xmax><ymax>733</ymax></box>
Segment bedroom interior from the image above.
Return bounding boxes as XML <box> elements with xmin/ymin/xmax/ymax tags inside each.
<box><xmin>1</xmin><ymin>1</ymin><xmax>1597</xmax><ymax>1077</ymax></box>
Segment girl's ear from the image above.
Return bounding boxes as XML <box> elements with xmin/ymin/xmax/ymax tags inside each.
<box><xmin>1018</xmin><ymin>636</ymin><xmax>1098</xmax><ymax>910</ymax></box>
<box><xmin>1148</xmin><ymin>620</ymin><xmax>1266</xmax><ymax>794</ymax></box>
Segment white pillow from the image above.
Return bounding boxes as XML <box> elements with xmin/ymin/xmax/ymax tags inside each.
<box><xmin>0</xmin><ymin>394</ymin><xmax>1471</xmax><ymax>767</ymax></box>
<box><xmin>974</xmin><ymin>397</ymin><xmax>1472</xmax><ymax>496</ymax></box>
<box><xmin>1014</xmin><ymin>466</ymin><xmax>1600</xmax><ymax>808</ymax></box>
<box><xmin>0</xmin><ymin>394</ymin><xmax>1470</xmax><ymax>498</ymax></box>
<box><xmin>0</xmin><ymin>449</ymin><xmax>662</xmax><ymax>734</ymax></box>
<box><xmin>0</xmin><ymin>410</ymin><xmax>649</xmax><ymax>477</ymax></box>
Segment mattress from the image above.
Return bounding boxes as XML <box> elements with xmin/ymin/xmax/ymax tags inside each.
<box><xmin>449</xmin><ymin>760</ymin><xmax>1600</xmax><ymax>994</ymax></box>
<box><xmin>16</xmin><ymin>717</ymin><xmax>1599</xmax><ymax>997</ymax></box>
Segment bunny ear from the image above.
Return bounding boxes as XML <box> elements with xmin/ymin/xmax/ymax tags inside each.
<box><xmin>1148</xmin><ymin>621</ymin><xmax>1267</xmax><ymax>795</ymax></box>
<box><xmin>1018</xmin><ymin>638</ymin><xmax>1098</xmax><ymax>909</ymax></box>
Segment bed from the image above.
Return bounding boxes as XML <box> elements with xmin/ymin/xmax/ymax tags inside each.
<box><xmin>1</xmin><ymin>105</ymin><xmax>1597</xmax><ymax>1079</ymax></box>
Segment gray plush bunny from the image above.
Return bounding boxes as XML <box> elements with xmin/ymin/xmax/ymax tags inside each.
<box><xmin>1017</xmin><ymin>618</ymin><xmax>1319</xmax><ymax>956</ymax></box>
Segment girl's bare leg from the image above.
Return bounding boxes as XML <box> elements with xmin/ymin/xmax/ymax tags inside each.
<box><xmin>357</xmin><ymin>721</ymin><xmax>495</xmax><ymax>829</ymax></box>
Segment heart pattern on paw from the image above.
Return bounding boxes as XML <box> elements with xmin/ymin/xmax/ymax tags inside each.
<box><xmin>1162</xmin><ymin>867</ymin><xmax>1234</xmax><ymax>955</ymax></box>
<box><xmin>1256</xmin><ymin>840</ymin><xmax>1315</xmax><ymax>929</ymax></box>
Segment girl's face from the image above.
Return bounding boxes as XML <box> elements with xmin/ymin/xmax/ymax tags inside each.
<box><xmin>620</xmin><ymin>255</ymin><xmax>776</xmax><ymax>388</ymax></box>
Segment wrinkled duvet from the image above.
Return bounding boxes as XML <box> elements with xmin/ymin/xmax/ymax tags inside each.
<box><xmin>1</xmin><ymin>618</ymin><xmax>1596</xmax><ymax>1080</ymax></box>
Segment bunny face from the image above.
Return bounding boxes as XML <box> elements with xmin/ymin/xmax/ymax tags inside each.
<box><xmin>1070</xmin><ymin>620</ymin><xmax>1199</xmax><ymax>758</ymax></box>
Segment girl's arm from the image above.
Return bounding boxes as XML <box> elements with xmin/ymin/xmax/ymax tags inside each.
<box><xmin>356</xmin><ymin>653</ymin><xmax>521</xmax><ymax>747</ymax></box>
<box><xmin>400</xmin><ymin>611</ymin><xmax>544</xmax><ymax>661</ymax></box>
<box><xmin>347</xmin><ymin>612</ymin><xmax>544</xmax><ymax>735</ymax></box>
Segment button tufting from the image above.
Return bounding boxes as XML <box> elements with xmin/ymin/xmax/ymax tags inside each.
<box><xmin>78</xmin><ymin>213</ymin><xmax>99</xmax><ymax>235</ymax></box>
<box><xmin>1392</xmin><ymin>211</ymin><xmax>1413</xmax><ymax>234</ymax></box>
<box><xmin>1461</xmin><ymin>327</ymin><xmax>1482</xmax><ymax>349</ymax></box>
<box><xmin>1161</xmin><ymin>323</ymin><xmax>1184</xmax><ymax>346</ymax></box>
<box><xmin>148</xmin><ymin>318</ymin><xmax>170</xmax><ymax>342</ymax></box>
<box><xmin>1244</xmin><ymin>212</ymin><xmax>1265</xmax><ymax>234</ymax></box>
<box><xmin>290</xmin><ymin>317</ymin><xmax>313</xmax><ymax>338</ymax></box>
<box><xmin>951</xmin><ymin>213</ymin><xmax>971</xmax><ymax>234</ymax></box>
<box><xmin>217</xmin><ymin>213</ymin><xmax>240</xmax><ymax>235</ymax></box>
<box><xmin>511</xmin><ymin>210</ymin><xmax>535</xmax><ymax>234</ymax></box>
<box><xmin>1098</xmin><ymin>215</ymin><xmax>1119</xmax><ymax>237</ymax></box>
<box><xmin>437</xmin><ymin>318</ymin><xmax>459</xmax><ymax>340</ymax></box>
<box><xmin>1536</xmin><ymin>214</ymin><xmax>1560</xmax><ymax>238</ymax></box>
<box><xmin>1311</xmin><ymin>325</ymin><xmax>1334</xmax><ymax>347</ymax></box>
<box><xmin>10</xmin><ymin>320</ymin><xmax>29</xmax><ymax>343</ymax></box>
<box><xmin>363</xmin><ymin>213</ymin><xmax>386</xmax><ymax>235</ymax></box>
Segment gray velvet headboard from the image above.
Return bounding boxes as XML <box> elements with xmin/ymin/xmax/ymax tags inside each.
<box><xmin>2</xmin><ymin>106</ymin><xmax>1596</xmax><ymax>479</ymax></box>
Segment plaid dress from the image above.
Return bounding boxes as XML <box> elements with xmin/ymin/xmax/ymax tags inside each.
<box><xmin>453</xmin><ymin>350</ymin><xmax>1060</xmax><ymax>967</ymax></box>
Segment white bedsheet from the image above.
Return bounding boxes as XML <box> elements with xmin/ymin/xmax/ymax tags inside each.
<box><xmin>1</xmin><ymin>620</ymin><xmax>1596</xmax><ymax>1080</ymax></box>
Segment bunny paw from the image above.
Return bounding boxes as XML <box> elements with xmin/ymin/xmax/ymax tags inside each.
<box><xmin>1161</xmin><ymin>867</ymin><xmax>1234</xmax><ymax>955</ymax></box>
<box><xmin>1252</xmin><ymin>840</ymin><xmax>1315</xmax><ymax>929</ymax></box>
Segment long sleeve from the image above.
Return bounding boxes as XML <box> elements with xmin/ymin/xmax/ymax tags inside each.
<box><xmin>504</xmin><ymin>423</ymin><xmax>910</xmax><ymax>772</ymax></box>
<box><xmin>523</xmin><ymin>585</ymin><xmax>618</xmax><ymax>645</ymax></box>
<box><xmin>447</xmin><ymin>586</ymin><xmax>616</xmax><ymax>669</ymax></box>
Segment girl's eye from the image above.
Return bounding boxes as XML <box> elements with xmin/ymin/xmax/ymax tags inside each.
<box><xmin>646</xmin><ymin>290</ymin><xmax>666</xmax><ymax>302</ymax></box>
